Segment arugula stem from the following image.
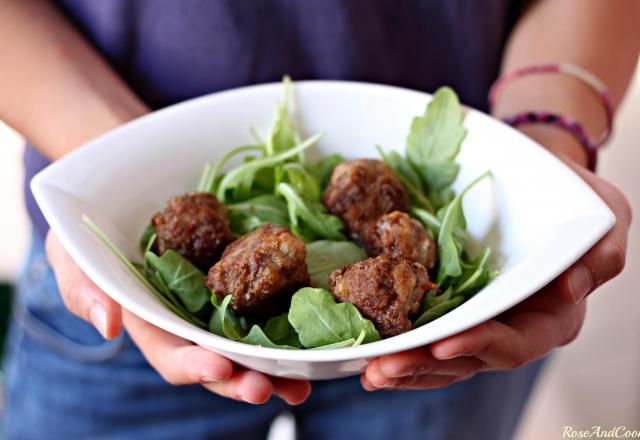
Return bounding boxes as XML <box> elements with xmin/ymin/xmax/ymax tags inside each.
<box><xmin>453</xmin><ymin>248</ymin><xmax>492</xmax><ymax>295</ymax></box>
<box><xmin>227</xmin><ymin>203</ymin><xmax>285</xmax><ymax>215</ymax></box>
<box><xmin>249</xmin><ymin>127</ymin><xmax>265</xmax><ymax>145</ymax></box>
<box><xmin>375</xmin><ymin>145</ymin><xmax>435</xmax><ymax>213</ymax></box>
<box><xmin>196</xmin><ymin>163</ymin><xmax>212</xmax><ymax>192</ymax></box>
<box><xmin>207</xmin><ymin>145</ymin><xmax>265</xmax><ymax>194</ymax></box>
<box><xmin>216</xmin><ymin>132</ymin><xmax>324</xmax><ymax>201</ymax></box>
<box><xmin>82</xmin><ymin>216</ymin><xmax>206</xmax><ymax>329</ymax></box>
<box><xmin>142</xmin><ymin>232</ymin><xmax>157</xmax><ymax>272</ymax></box>
<box><xmin>411</xmin><ymin>207</ymin><xmax>469</xmax><ymax>242</ymax></box>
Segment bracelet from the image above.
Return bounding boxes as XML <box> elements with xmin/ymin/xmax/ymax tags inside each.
<box><xmin>488</xmin><ymin>63</ymin><xmax>613</xmax><ymax>146</ymax></box>
<box><xmin>502</xmin><ymin>111</ymin><xmax>598</xmax><ymax>171</ymax></box>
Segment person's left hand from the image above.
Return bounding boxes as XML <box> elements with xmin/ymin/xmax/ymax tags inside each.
<box><xmin>361</xmin><ymin>160</ymin><xmax>631</xmax><ymax>391</ymax></box>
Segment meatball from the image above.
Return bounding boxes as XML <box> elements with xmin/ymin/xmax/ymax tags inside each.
<box><xmin>205</xmin><ymin>224</ymin><xmax>310</xmax><ymax>317</ymax></box>
<box><xmin>364</xmin><ymin>211</ymin><xmax>437</xmax><ymax>270</ymax></box>
<box><xmin>322</xmin><ymin>159</ymin><xmax>409</xmax><ymax>242</ymax></box>
<box><xmin>329</xmin><ymin>255</ymin><xmax>434</xmax><ymax>338</ymax></box>
<box><xmin>151</xmin><ymin>192</ymin><xmax>234</xmax><ymax>271</ymax></box>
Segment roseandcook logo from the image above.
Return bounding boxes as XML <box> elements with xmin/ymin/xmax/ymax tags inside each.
<box><xmin>562</xmin><ymin>426</ymin><xmax>640</xmax><ymax>438</ymax></box>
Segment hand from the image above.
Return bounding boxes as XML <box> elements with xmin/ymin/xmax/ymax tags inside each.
<box><xmin>361</xmin><ymin>160</ymin><xmax>631</xmax><ymax>391</ymax></box>
<box><xmin>46</xmin><ymin>232</ymin><xmax>311</xmax><ymax>404</ymax></box>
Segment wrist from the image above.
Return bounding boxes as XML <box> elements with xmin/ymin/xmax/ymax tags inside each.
<box><xmin>515</xmin><ymin>123</ymin><xmax>590</xmax><ymax>168</ymax></box>
<box><xmin>491</xmin><ymin>69</ymin><xmax>608</xmax><ymax>170</ymax></box>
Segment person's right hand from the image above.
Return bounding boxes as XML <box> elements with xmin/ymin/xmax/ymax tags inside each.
<box><xmin>45</xmin><ymin>231</ymin><xmax>311</xmax><ymax>405</ymax></box>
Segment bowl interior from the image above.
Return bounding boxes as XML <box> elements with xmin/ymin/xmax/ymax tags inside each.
<box><xmin>32</xmin><ymin>81</ymin><xmax>614</xmax><ymax>365</ymax></box>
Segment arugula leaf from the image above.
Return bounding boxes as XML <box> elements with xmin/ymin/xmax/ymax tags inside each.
<box><xmin>277</xmin><ymin>183</ymin><xmax>345</xmax><ymax>242</ymax></box>
<box><xmin>413</xmin><ymin>287</ymin><xmax>465</xmax><ymax>328</ymax></box>
<box><xmin>82</xmin><ymin>216</ymin><xmax>206</xmax><ymax>328</ymax></box>
<box><xmin>145</xmin><ymin>250</ymin><xmax>211</xmax><ymax>314</ymax></box>
<box><xmin>436</xmin><ymin>171</ymin><xmax>491</xmax><ymax>285</ymax></box>
<box><xmin>406</xmin><ymin>87</ymin><xmax>467</xmax><ymax>209</ymax></box>
<box><xmin>411</xmin><ymin>207</ymin><xmax>468</xmax><ymax>245</ymax></box>
<box><xmin>202</xmin><ymin>145</ymin><xmax>265</xmax><ymax>194</ymax></box>
<box><xmin>288</xmin><ymin>288</ymin><xmax>380</xmax><ymax>348</ymax></box>
<box><xmin>263</xmin><ymin>313</ymin><xmax>303</xmax><ymax>348</ymax></box>
<box><xmin>139</xmin><ymin>223</ymin><xmax>157</xmax><ymax>273</ymax></box>
<box><xmin>216</xmin><ymin>132</ymin><xmax>323</xmax><ymax>203</ymax></box>
<box><xmin>377</xmin><ymin>146</ymin><xmax>435</xmax><ymax>213</ymax></box>
<box><xmin>306</xmin><ymin>154</ymin><xmax>345</xmax><ymax>187</ymax></box>
<box><xmin>352</xmin><ymin>329</ymin><xmax>366</xmax><ymax>347</ymax></box>
<box><xmin>153</xmin><ymin>270</ymin><xmax>184</xmax><ymax>310</ymax></box>
<box><xmin>209</xmin><ymin>295</ymin><xmax>247</xmax><ymax>340</ymax></box>
<box><xmin>241</xmin><ymin>325</ymin><xmax>300</xmax><ymax>349</ymax></box>
<box><xmin>266</xmin><ymin>76</ymin><xmax>301</xmax><ymax>156</ymax></box>
<box><xmin>453</xmin><ymin>247</ymin><xmax>496</xmax><ymax>295</ymax></box>
<box><xmin>309</xmin><ymin>338</ymin><xmax>357</xmax><ymax>350</ymax></box>
<box><xmin>276</xmin><ymin>162</ymin><xmax>322</xmax><ymax>201</ymax></box>
<box><xmin>139</xmin><ymin>224</ymin><xmax>156</xmax><ymax>254</ymax></box>
<box><xmin>227</xmin><ymin>194</ymin><xmax>289</xmax><ymax>235</ymax></box>
<box><xmin>305</xmin><ymin>241</ymin><xmax>367</xmax><ymax>290</ymax></box>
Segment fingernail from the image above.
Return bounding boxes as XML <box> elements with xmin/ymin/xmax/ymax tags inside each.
<box><xmin>89</xmin><ymin>302</ymin><xmax>108</xmax><ymax>338</ymax></box>
<box><xmin>380</xmin><ymin>364</ymin><xmax>424</xmax><ymax>377</ymax></box>
<box><xmin>199</xmin><ymin>375</ymin><xmax>221</xmax><ymax>384</ymax></box>
<box><xmin>382</xmin><ymin>378</ymin><xmax>400</xmax><ymax>387</ymax></box>
<box><xmin>241</xmin><ymin>391</ymin><xmax>269</xmax><ymax>405</ymax></box>
<box><xmin>569</xmin><ymin>264</ymin><xmax>592</xmax><ymax>303</ymax></box>
<box><xmin>433</xmin><ymin>350</ymin><xmax>471</xmax><ymax>360</ymax></box>
<box><xmin>374</xmin><ymin>378</ymin><xmax>400</xmax><ymax>388</ymax></box>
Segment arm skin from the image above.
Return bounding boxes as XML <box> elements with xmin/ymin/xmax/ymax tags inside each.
<box><xmin>363</xmin><ymin>0</ymin><xmax>639</xmax><ymax>392</ymax></box>
<box><xmin>0</xmin><ymin>0</ymin><xmax>310</xmax><ymax>405</ymax></box>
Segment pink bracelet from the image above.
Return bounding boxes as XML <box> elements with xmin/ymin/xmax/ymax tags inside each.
<box><xmin>502</xmin><ymin>111</ymin><xmax>598</xmax><ymax>171</ymax></box>
<box><xmin>488</xmin><ymin>63</ymin><xmax>613</xmax><ymax>147</ymax></box>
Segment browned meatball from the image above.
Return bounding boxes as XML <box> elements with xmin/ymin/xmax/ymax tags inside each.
<box><xmin>329</xmin><ymin>255</ymin><xmax>434</xmax><ymax>338</ymax></box>
<box><xmin>364</xmin><ymin>211</ymin><xmax>437</xmax><ymax>270</ymax></box>
<box><xmin>322</xmin><ymin>159</ymin><xmax>409</xmax><ymax>242</ymax></box>
<box><xmin>151</xmin><ymin>192</ymin><xmax>234</xmax><ymax>271</ymax></box>
<box><xmin>205</xmin><ymin>224</ymin><xmax>310</xmax><ymax>317</ymax></box>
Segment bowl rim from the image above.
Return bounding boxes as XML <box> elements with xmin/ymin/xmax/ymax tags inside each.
<box><xmin>31</xmin><ymin>79</ymin><xmax>616</xmax><ymax>363</ymax></box>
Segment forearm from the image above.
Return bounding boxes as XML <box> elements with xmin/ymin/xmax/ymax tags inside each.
<box><xmin>0</xmin><ymin>0</ymin><xmax>148</xmax><ymax>160</ymax></box>
<box><xmin>494</xmin><ymin>0</ymin><xmax>640</xmax><ymax>165</ymax></box>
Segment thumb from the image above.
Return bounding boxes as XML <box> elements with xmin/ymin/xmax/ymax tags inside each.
<box><xmin>46</xmin><ymin>231</ymin><xmax>123</xmax><ymax>339</ymax></box>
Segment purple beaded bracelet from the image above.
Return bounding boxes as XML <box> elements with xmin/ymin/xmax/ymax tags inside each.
<box><xmin>489</xmin><ymin>63</ymin><xmax>614</xmax><ymax>172</ymax></box>
<box><xmin>502</xmin><ymin>111</ymin><xmax>598</xmax><ymax>171</ymax></box>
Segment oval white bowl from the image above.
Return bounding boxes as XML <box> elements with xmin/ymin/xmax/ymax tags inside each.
<box><xmin>31</xmin><ymin>81</ymin><xmax>614</xmax><ymax>379</ymax></box>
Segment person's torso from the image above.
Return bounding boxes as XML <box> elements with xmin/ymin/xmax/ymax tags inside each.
<box><xmin>25</xmin><ymin>0</ymin><xmax>521</xmax><ymax>235</ymax></box>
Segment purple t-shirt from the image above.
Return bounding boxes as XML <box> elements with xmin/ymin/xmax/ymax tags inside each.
<box><xmin>26</xmin><ymin>0</ymin><xmax>522</xmax><ymax>236</ymax></box>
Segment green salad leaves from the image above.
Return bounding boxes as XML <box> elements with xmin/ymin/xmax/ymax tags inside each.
<box><xmin>288</xmin><ymin>288</ymin><xmax>381</xmax><ymax>348</ymax></box>
<box><xmin>405</xmin><ymin>86</ymin><xmax>467</xmax><ymax>210</ymax></box>
<box><xmin>305</xmin><ymin>240</ymin><xmax>367</xmax><ymax>290</ymax></box>
<box><xmin>83</xmin><ymin>78</ymin><xmax>496</xmax><ymax>350</ymax></box>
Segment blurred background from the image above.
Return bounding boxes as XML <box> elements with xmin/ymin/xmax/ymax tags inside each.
<box><xmin>0</xmin><ymin>66</ymin><xmax>638</xmax><ymax>438</ymax></box>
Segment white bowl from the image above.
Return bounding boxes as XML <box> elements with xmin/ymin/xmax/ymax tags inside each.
<box><xmin>31</xmin><ymin>81</ymin><xmax>614</xmax><ymax>380</ymax></box>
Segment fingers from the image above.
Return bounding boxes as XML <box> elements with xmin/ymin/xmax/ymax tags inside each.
<box><xmin>123</xmin><ymin>310</ymin><xmax>233</xmax><ymax>385</ymax></box>
<box><xmin>204</xmin><ymin>371</ymin><xmax>312</xmax><ymax>405</ymax></box>
<box><xmin>361</xmin><ymin>371</ymin><xmax>471</xmax><ymax>391</ymax></box>
<box><xmin>46</xmin><ymin>231</ymin><xmax>122</xmax><ymax>338</ymax></box>
<box><xmin>362</xmin><ymin>347</ymin><xmax>485</xmax><ymax>390</ymax></box>
<box><xmin>202</xmin><ymin>369</ymin><xmax>311</xmax><ymax>405</ymax></box>
<box><xmin>560</xmin><ymin>165</ymin><xmax>632</xmax><ymax>303</ymax></box>
<box><xmin>271</xmin><ymin>377</ymin><xmax>312</xmax><ymax>405</ymax></box>
<box><xmin>203</xmin><ymin>370</ymin><xmax>274</xmax><ymax>404</ymax></box>
<box><xmin>124</xmin><ymin>310</ymin><xmax>311</xmax><ymax>404</ymax></box>
<box><xmin>373</xmin><ymin>347</ymin><xmax>484</xmax><ymax>377</ymax></box>
<box><xmin>430</xmin><ymin>300</ymin><xmax>586</xmax><ymax>368</ymax></box>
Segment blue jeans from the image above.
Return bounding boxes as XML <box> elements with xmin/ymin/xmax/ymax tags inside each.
<box><xmin>2</xmin><ymin>235</ymin><xmax>544</xmax><ymax>440</ymax></box>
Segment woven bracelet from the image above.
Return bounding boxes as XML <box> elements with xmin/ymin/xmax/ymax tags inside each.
<box><xmin>502</xmin><ymin>111</ymin><xmax>598</xmax><ymax>171</ymax></box>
